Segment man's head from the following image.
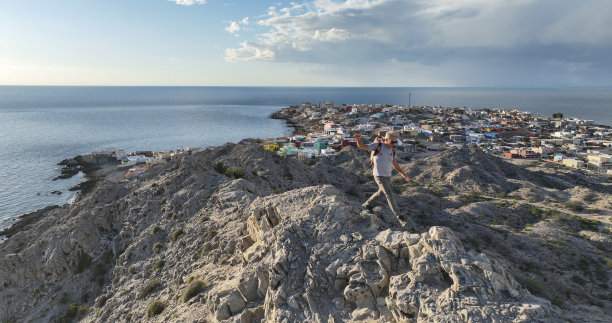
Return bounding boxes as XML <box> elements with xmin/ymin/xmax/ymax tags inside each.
<box><xmin>384</xmin><ymin>131</ymin><xmax>398</xmax><ymax>144</ymax></box>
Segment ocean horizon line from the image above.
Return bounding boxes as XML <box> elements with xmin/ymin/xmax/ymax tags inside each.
<box><xmin>1</xmin><ymin>85</ymin><xmax>611</xmax><ymax>90</ymax></box>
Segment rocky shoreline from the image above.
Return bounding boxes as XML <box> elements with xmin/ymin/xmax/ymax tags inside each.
<box><xmin>0</xmin><ymin>107</ymin><xmax>611</xmax><ymax>322</ymax></box>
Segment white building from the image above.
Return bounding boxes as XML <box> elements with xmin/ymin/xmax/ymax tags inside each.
<box><xmin>466</xmin><ymin>133</ymin><xmax>485</xmax><ymax>143</ymax></box>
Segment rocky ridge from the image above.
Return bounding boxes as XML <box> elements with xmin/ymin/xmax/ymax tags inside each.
<box><xmin>0</xmin><ymin>143</ymin><xmax>610</xmax><ymax>322</ymax></box>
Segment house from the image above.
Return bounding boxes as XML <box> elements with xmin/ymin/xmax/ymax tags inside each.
<box><xmin>263</xmin><ymin>142</ymin><xmax>279</xmax><ymax>152</ymax></box>
<box><xmin>124</xmin><ymin>167</ymin><xmax>146</xmax><ymax>179</ymax></box>
<box><xmin>341</xmin><ymin>139</ymin><xmax>357</xmax><ymax>148</ymax></box>
<box><xmin>278</xmin><ymin>145</ymin><xmax>298</xmax><ymax>156</ymax></box>
<box><xmin>466</xmin><ymin>133</ymin><xmax>485</xmax><ymax>143</ymax></box>
<box><xmin>135</xmin><ymin>151</ymin><xmax>154</xmax><ymax>157</ymax></box>
<box><xmin>562</xmin><ymin>158</ymin><xmax>584</xmax><ymax>169</ymax></box>
<box><xmin>146</xmin><ymin>157</ymin><xmax>166</xmax><ymax>166</ymax></box>
<box><xmin>517</xmin><ymin>148</ymin><xmax>541</xmax><ymax>159</ymax></box>
<box><xmin>532</xmin><ymin>146</ymin><xmax>551</xmax><ymax>155</ymax></box>
<box><xmin>92</xmin><ymin>148</ymin><xmax>126</xmax><ymax>163</ymax></box>
<box><xmin>320</xmin><ymin>148</ymin><xmax>336</xmax><ymax>157</ymax></box>
<box><xmin>449</xmin><ymin>134</ymin><xmax>463</xmax><ymax>142</ymax></box>
<box><xmin>353</xmin><ymin>123</ymin><xmax>374</xmax><ymax>132</ymax></box>
<box><xmin>587</xmin><ymin>153</ymin><xmax>612</xmax><ymax>170</ymax></box>
<box><xmin>170</xmin><ymin>152</ymin><xmax>185</xmax><ymax>161</ymax></box>
<box><xmin>314</xmin><ymin>141</ymin><xmax>328</xmax><ymax>153</ymax></box>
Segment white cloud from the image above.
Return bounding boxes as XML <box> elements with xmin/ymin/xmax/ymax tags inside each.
<box><xmin>169</xmin><ymin>0</ymin><xmax>207</xmax><ymax>6</ymax></box>
<box><xmin>312</xmin><ymin>28</ymin><xmax>350</xmax><ymax>41</ymax></box>
<box><xmin>241</xmin><ymin>17</ymin><xmax>250</xmax><ymax>25</ymax></box>
<box><xmin>225</xmin><ymin>41</ymin><xmax>275</xmax><ymax>62</ymax></box>
<box><xmin>225</xmin><ymin>21</ymin><xmax>241</xmax><ymax>33</ymax></box>
<box><xmin>224</xmin><ymin>0</ymin><xmax>612</xmax><ymax>86</ymax></box>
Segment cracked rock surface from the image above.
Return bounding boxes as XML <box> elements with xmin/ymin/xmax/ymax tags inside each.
<box><xmin>0</xmin><ymin>144</ymin><xmax>610</xmax><ymax>322</ymax></box>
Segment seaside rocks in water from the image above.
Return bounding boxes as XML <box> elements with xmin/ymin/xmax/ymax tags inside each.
<box><xmin>0</xmin><ymin>205</ymin><xmax>60</xmax><ymax>238</ymax></box>
<box><xmin>55</xmin><ymin>154</ymin><xmax>107</xmax><ymax>180</ymax></box>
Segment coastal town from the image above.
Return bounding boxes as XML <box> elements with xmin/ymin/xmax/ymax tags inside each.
<box><xmin>91</xmin><ymin>103</ymin><xmax>612</xmax><ymax>180</ymax></box>
<box><xmin>6</xmin><ymin>103</ymin><xmax>612</xmax><ymax>322</ymax></box>
<box><xmin>268</xmin><ymin>102</ymin><xmax>612</xmax><ymax>174</ymax></box>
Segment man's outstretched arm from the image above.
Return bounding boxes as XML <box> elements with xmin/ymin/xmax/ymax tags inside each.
<box><xmin>352</xmin><ymin>134</ymin><xmax>370</xmax><ymax>151</ymax></box>
<box><xmin>393</xmin><ymin>158</ymin><xmax>411</xmax><ymax>182</ymax></box>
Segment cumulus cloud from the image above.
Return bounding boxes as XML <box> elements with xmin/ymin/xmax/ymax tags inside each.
<box><xmin>225</xmin><ymin>41</ymin><xmax>275</xmax><ymax>62</ymax></box>
<box><xmin>169</xmin><ymin>0</ymin><xmax>207</xmax><ymax>5</ymax></box>
<box><xmin>225</xmin><ymin>17</ymin><xmax>252</xmax><ymax>34</ymax></box>
<box><xmin>224</xmin><ymin>0</ymin><xmax>612</xmax><ymax>86</ymax></box>
<box><xmin>225</xmin><ymin>21</ymin><xmax>241</xmax><ymax>33</ymax></box>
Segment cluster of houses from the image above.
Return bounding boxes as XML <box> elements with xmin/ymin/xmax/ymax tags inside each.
<box><xmin>92</xmin><ymin>147</ymin><xmax>202</xmax><ymax>179</ymax></box>
<box><xmin>268</xmin><ymin>102</ymin><xmax>612</xmax><ymax>175</ymax></box>
<box><xmin>87</xmin><ymin>103</ymin><xmax>612</xmax><ymax>178</ymax></box>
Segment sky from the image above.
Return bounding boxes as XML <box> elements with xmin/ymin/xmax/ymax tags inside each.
<box><xmin>1</xmin><ymin>0</ymin><xmax>611</xmax><ymax>87</ymax></box>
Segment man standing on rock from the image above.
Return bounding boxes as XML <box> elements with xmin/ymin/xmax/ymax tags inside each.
<box><xmin>353</xmin><ymin>131</ymin><xmax>411</xmax><ymax>225</ymax></box>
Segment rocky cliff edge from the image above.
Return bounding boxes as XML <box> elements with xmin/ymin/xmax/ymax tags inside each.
<box><xmin>0</xmin><ymin>144</ymin><xmax>610</xmax><ymax>322</ymax></box>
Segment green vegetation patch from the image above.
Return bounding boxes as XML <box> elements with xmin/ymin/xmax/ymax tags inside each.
<box><xmin>153</xmin><ymin>259</ymin><xmax>166</xmax><ymax>272</ymax></box>
<box><xmin>59</xmin><ymin>293</ymin><xmax>69</xmax><ymax>305</ymax></box>
<box><xmin>493</xmin><ymin>200</ymin><xmax>511</xmax><ymax>208</ymax></box>
<box><xmin>76</xmin><ymin>252</ymin><xmax>92</xmax><ymax>273</ymax></box>
<box><xmin>101</xmin><ymin>250</ymin><xmax>114</xmax><ymax>264</ymax></box>
<box><xmin>152</xmin><ymin>226</ymin><xmax>161</xmax><ymax>234</ymax></box>
<box><xmin>530</xmin><ymin>206</ymin><xmax>545</xmax><ymax>218</ymax></box>
<box><xmin>96</xmin><ymin>294</ymin><xmax>109</xmax><ymax>307</ymax></box>
<box><xmin>515</xmin><ymin>274</ymin><xmax>550</xmax><ymax>297</ymax></box>
<box><xmin>181</xmin><ymin>280</ymin><xmax>207</xmax><ymax>303</ymax></box>
<box><xmin>225</xmin><ymin>168</ymin><xmax>245</xmax><ymax>179</ymax></box>
<box><xmin>206</xmin><ymin>228</ymin><xmax>218</xmax><ymax>242</ymax></box>
<box><xmin>171</xmin><ymin>228</ymin><xmax>185</xmax><ymax>241</ymax></box>
<box><xmin>218</xmin><ymin>255</ymin><xmax>230</xmax><ymax>265</ymax></box>
<box><xmin>460</xmin><ymin>191</ymin><xmax>486</xmax><ymax>203</ymax></box>
<box><xmin>58</xmin><ymin>303</ymin><xmax>89</xmax><ymax>323</ymax></box>
<box><xmin>145</xmin><ymin>300</ymin><xmax>165</xmax><ymax>320</ymax></box>
<box><xmin>571</xmin><ymin>275</ymin><xmax>586</xmax><ymax>284</ymax></box>
<box><xmin>494</xmin><ymin>192</ymin><xmax>507</xmax><ymax>198</ymax></box>
<box><xmin>571</xmin><ymin>215</ymin><xmax>600</xmax><ymax>231</ymax></box>
<box><xmin>564</xmin><ymin>201</ymin><xmax>584</xmax><ymax>212</ymax></box>
<box><xmin>91</xmin><ymin>263</ymin><xmax>107</xmax><ymax>283</ymax></box>
<box><xmin>213</xmin><ymin>162</ymin><xmax>227</xmax><ymax>174</ymax></box>
<box><xmin>152</xmin><ymin>243</ymin><xmax>164</xmax><ymax>253</ymax></box>
<box><xmin>137</xmin><ymin>279</ymin><xmax>159</xmax><ymax>300</ymax></box>
<box><xmin>547</xmin><ymin>239</ymin><xmax>566</xmax><ymax>249</ymax></box>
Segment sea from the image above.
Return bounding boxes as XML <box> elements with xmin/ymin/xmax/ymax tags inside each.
<box><xmin>1</xmin><ymin>86</ymin><xmax>611</xmax><ymax>232</ymax></box>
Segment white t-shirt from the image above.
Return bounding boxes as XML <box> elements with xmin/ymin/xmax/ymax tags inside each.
<box><xmin>368</xmin><ymin>142</ymin><xmax>394</xmax><ymax>177</ymax></box>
